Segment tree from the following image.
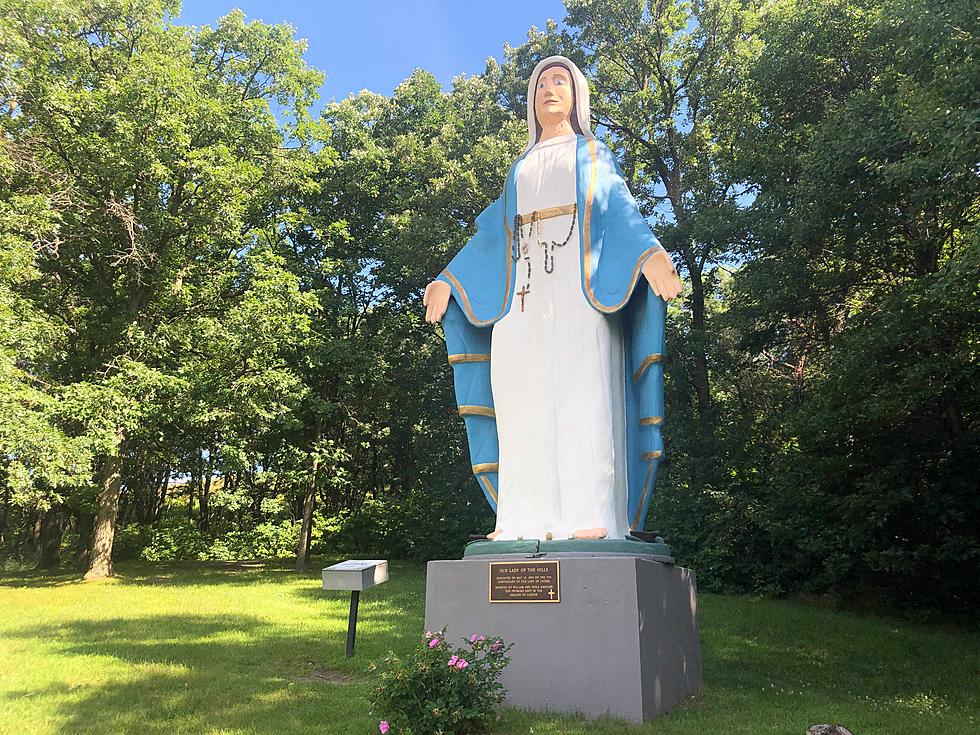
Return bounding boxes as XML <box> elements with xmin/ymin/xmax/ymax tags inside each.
<box><xmin>277</xmin><ymin>68</ymin><xmax>525</xmax><ymax>567</ymax></box>
<box><xmin>715</xmin><ymin>0</ymin><xmax>979</xmax><ymax>604</ymax></box>
<box><xmin>0</xmin><ymin>0</ymin><xmax>322</xmax><ymax>576</ymax></box>
<box><xmin>0</xmin><ymin>139</ymin><xmax>93</xmax><ymax>565</ymax></box>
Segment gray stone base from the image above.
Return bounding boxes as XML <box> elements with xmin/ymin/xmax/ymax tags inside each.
<box><xmin>424</xmin><ymin>555</ymin><xmax>701</xmax><ymax>723</ymax></box>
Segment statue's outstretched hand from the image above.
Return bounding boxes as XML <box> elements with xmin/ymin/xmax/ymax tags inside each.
<box><xmin>642</xmin><ymin>250</ymin><xmax>683</xmax><ymax>301</ymax></box>
<box><xmin>423</xmin><ymin>280</ymin><xmax>452</xmax><ymax>323</ymax></box>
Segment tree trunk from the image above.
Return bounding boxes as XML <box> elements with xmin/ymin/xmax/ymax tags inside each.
<box><xmin>249</xmin><ymin>462</ymin><xmax>263</xmax><ymax>523</ymax></box>
<box><xmin>118</xmin><ymin>484</ymin><xmax>130</xmax><ymax>527</ymax></box>
<box><xmin>38</xmin><ymin>505</ymin><xmax>64</xmax><ymax>569</ymax></box>
<box><xmin>84</xmin><ymin>435</ymin><xmax>125</xmax><ymax>580</ymax></box>
<box><xmin>295</xmin><ymin>428</ymin><xmax>321</xmax><ymax>572</ymax></box>
<box><xmin>199</xmin><ymin>448</ymin><xmax>214</xmax><ymax>533</ymax></box>
<box><xmin>30</xmin><ymin>510</ymin><xmax>42</xmax><ymax>550</ymax></box>
<box><xmin>294</xmin><ymin>461</ymin><xmax>319</xmax><ymax>571</ymax></box>
<box><xmin>73</xmin><ymin>509</ymin><xmax>94</xmax><ymax>569</ymax></box>
<box><xmin>154</xmin><ymin>465</ymin><xmax>170</xmax><ymax>526</ymax></box>
<box><xmin>683</xmin><ymin>249</ymin><xmax>712</xmax><ymax>419</ymax></box>
<box><xmin>140</xmin><ymin>464</ymin><xmax>161</xmax><ymax>524</ymax></box>
<box><xmin>0</xmin><ymin>481</ymin><xmax>10</xmax><ymax>547</ymax></box>
<box><xmin>188</xmin><ymin>462</ymin><xmax>197</xmax><ymax>520</ymax></box>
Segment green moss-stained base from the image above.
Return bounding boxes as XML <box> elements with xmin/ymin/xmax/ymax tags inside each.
<box><xmin>462</xmin><ymin>536</ymin><xmax>672</xmax><ymax>559</ymax></box>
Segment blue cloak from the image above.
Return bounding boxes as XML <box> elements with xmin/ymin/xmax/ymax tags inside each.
<box><xmin>437</xmin><ymin>134</ymin><xmax>667</xmax><ymax>534</ymax></box>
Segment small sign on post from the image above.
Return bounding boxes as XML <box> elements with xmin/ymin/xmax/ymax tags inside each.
<box><xmin>322</xmin><ymin>559</ymin><xmax>388</xmax><ymax>657</ymax></box>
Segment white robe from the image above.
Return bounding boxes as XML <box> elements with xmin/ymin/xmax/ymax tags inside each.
<box><xmin>490</xmin><ymin>133</ymin><xmax>630</xmax><ymax>540</ymax></box>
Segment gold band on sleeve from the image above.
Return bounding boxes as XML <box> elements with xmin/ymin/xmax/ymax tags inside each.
<box><xmin>471</xmin><ymin>463</ymin><xmax>499</xmax><ymax>475</ymax></box>
<box><xmin>632</xmin><ymin>354</ymin><xmax>664</xmax><ymax>384</ymax></box>
<box><xmin>448</xmin><ymin>353</ymin><xmax>490</xmax><ymax>365</ymax></box>
<box><xmin>459</xmin><ymin>405</ymin><xmax>496</xmax><ymax>418</ymax></box>
<box><xmin>639</xmin><ymin>416</ymin><xmax>663</xmax><ymax>426</ymax></box>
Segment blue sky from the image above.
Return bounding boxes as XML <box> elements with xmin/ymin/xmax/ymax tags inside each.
<box><xmin>175</xmin><ymin>1</ymin><xmax>568</xmax><ymax>103</ymax></box>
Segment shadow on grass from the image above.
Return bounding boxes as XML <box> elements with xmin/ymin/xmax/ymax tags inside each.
<box><xmin>491</xmin><ymin>594</ymin><xmax>980</xmax><ymax>734</ymax></box>
<box><xmin>697</xmin><ymin>594</ymin><xmax>978</xmax><ymax>720</ymax></box>
<box><xmin>3</xmin><ymin>564</ymin><xmax>977</xmax><ymax>734</ymax></box>
<box><xmin>2</xmin><ymin>613</ymin><xmax>383</xmax><ymax>734</ymax></box>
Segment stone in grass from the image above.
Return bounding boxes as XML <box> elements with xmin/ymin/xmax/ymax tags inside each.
<box><xmin>807</xmin><ymin>726</ymin><xmax>855</xmax><ymax>735</ymax></box>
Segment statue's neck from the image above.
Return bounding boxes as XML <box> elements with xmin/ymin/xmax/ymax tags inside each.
<box><xmin>538</xmin><ymin>118</ymin><xmax>575</xmax><ymax>143</ymax></box>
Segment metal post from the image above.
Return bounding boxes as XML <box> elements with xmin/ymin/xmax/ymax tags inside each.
<box><xmin>346</xmin><ymin>590</ymin><xmax>360</xmax><ymax>657</ymax></box>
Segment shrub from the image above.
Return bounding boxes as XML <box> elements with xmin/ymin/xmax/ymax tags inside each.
<box><xmin>219</xmin><ymin>520</ymin><xmax>299</xmax><ymax>560</ymax></box>
<box><xmin>139</xmin><ymin>523</ymin><xmax>210</xmax><ymax>561</ymax></box>
<box><xmin>314</xmin><ymin>490</ymin><xmax>494</xmax><ymax>562</ymax></box>
<box><xmin>139</xmin><ymin>521</ymin><xmax>300</xmax><ymax>562</ymax></box>
<box><xmin>111</xmin><ymin>524</ymin><xmax>156</xmax><ymax>560</ymax></box>
<box><xmin>369</xmin><ymin>627</ymin><xmax>512</xmax><ymax>735</ymax></box>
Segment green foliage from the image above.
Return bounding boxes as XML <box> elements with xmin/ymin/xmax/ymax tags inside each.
<box><xmin>0</xmin><ymin>0</ymin><xmax>322</xmax><ymax>568</ymax></box>
<box><xmin>314</xmin><ymin>490</ymin><xmax>493</xmax><ymax>562</ymax></box>
<box><xmin>215</xmin><ymin>521</ymin><xmax>300</xmax><ymax>560</ymax></box>
<box><xmin>369</xmin><ymin>628</ymin><xmax>513</xmax><ymax>735</ymax></box>
<box><xmin>137</xmin><ymin>521</ymin><xmax>300</xmax><ymax>562</ymax></box>
<box><xmin>137</xmin><ymin>523</ymin><xmax>211</xmax><ymax>562</ymax></box>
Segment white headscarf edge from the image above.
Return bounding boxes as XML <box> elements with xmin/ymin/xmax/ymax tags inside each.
<box><xmin>524</xmin><ymin>55</ymin><xmax>594</xmax><ymax>153</ymax></box>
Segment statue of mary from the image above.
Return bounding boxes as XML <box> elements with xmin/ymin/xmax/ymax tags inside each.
<box><xmin>423</xmin><ymin>55</ymin><xmax>683</xmax><ymax>542</ymax></box>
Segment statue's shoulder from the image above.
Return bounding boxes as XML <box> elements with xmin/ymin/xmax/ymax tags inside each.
<box><xmin>587</xmin><ymin>138</ymin><xmax>629</xmax><ymax>185</ymax></box>
<box><xmin>589</xmin><ymin>137</ymin><xmax>618</xmax><ymax>168</ymax></box>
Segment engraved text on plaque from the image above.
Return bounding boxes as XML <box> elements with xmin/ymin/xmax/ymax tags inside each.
<box><xmin>488</xmin><ymin>561</ymin><xmax>560</xmax><ymax>603</ymax></box>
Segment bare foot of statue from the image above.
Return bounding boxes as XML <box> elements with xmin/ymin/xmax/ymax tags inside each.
<box><xmin>487</xmin><ymin>529</ymin><xmax>504</xmax><ymax>540</ymax></box>
<box><xmin>572</xmin><ymin>527</ymin><xmax>608</xmax><ymax>540</ymax></box>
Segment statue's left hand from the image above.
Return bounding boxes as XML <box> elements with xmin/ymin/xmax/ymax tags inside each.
<box><xmin>642</xmin><ymin>250</ymin><xmax>683</xmax><ymax>301</ymax></box>
<box><xmin>423</xmin><ymin>279</ymin><xmax>452</xmax><ymax>323</ymax></box>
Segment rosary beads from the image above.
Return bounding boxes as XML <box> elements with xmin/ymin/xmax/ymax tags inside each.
<box><xmin>512</xmin><ymin>203</ymin><xmax>578</xmax><ymax>311</ymax></box>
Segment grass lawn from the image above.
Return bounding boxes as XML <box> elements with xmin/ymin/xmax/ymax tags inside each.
<box><xmin>0</xmin><ymin>560</ymin><xmax>976</xmax><ymax>735</ymax></box>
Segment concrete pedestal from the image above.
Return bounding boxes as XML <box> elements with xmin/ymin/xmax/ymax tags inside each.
<box><xmin>424</xmin><ymin>555</ymin><xmax>701</xmax><ymax>723</ymax></box>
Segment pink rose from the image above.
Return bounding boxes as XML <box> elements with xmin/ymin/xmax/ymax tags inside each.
<box><xmin>447</xmin><ymin>655</ymin><xmax>458</xmax><ymax>667</ymax></box>
<box><xmin>379</xmin><ymin>721</ymin><xmax>390</xmax><ymax>734</ymax></box>
<box><xmin>469</xmin><ymin>634</ymin><xmax>478</xmax><ymax>644</ymax></box>
<box><xmin>428</xmin><ymin>638</ymin><xmax>439</xmax><ymax>648</ymax></box>
<box><xmin>425</xmin><ymin>631</ymin><xmax>433</xmax><ymax>639</ymax></box>
<box><xmin>455</xmin><ymin>658</ymin><xmax>469</xmax><ymax>670</ymax></box>
<box><xmin>491</xmin><ymin>640</ymin><xmax>501</xmax><ymax>652</ymax></box>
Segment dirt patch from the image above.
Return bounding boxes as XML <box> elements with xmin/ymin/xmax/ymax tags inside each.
<box><xmin>294</xmin><ymin>668</ymin><xmax>354</xmax><ymax>685</ymax></box>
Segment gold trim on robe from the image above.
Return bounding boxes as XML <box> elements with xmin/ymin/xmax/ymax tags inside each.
<box><xmin>639</xmin><ymin>416</ymin><xmax>663</xmax><ymax>426</ymax></box>
<box><xmin>641</xmin><ymin>450</ymin><xmax>663</xmax><ymax>460</ymax></box>
<box><xmin>459</xmin><ymin>405</ymin><xmax>496</xmax><ymax>418</ymax></box>
<box><xmin>440</xmin><ymin>163</ymin><xmax>515</xmax><ymax>326</ymax></box>
<box><xmin>632</xmin><ymin>353</ymin><xmax>664</xmax><ymax>384</ymax></box>
<box><xmin>445</xmin><ymin>139</ymin><xmax>662</xmax><ymax>323</ymax></box>
<box><xmin>581</xmin><ymin>138</ymin><xmax>662</xmax><ymax>314</ymax></box>
<box><xmin>478</xmin><ymin>474</ymin><xmax>498</xmax><ymax>503</ymax></box>
<box><xmin>630</xmin><ymin>462</ymin><xmax>655</xmax><ymax>531</ymax></box>
<box><xmin>471</xmin><ymin>463</ymin><xmax>499</xmax><ymax>475</ymax></box>
<box><xmin>448</xmin><ymin>353</ymin><xmax>490</xmax><ymax>365</ymax></box>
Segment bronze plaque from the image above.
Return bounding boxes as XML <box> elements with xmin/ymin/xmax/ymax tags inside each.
<box><xmin>488</xmin><ymin>560</ymin><xmax>560</xmax><ymax>603</ymax></box>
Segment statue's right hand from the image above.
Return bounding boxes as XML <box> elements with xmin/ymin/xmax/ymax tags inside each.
<box><xmin>423</xmin><ymin>280</ymin><xmax>452</xmax><ymax>323</ymax></box>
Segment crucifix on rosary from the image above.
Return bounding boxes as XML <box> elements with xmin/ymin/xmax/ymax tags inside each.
<box><xmin>516</xmin><ymin>283</ymin><xmax>531</xmax><ymax>312</ymax></box>
<box><xmin>512</xmin><ymin>202</ymin><xmax>578</xmax><ymax>313</ymax></box>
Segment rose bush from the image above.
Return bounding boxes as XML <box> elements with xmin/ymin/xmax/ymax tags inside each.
<box><xmin>369</xmin><ymin>627</ymin><xmax>512</xmax><ymax>734</ymax></box>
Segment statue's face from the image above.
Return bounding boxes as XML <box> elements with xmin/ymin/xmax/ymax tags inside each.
<box><xmin>534</xmin><ymin>65</ymin><xmax>573</xmax><ymax>128</ymax></box>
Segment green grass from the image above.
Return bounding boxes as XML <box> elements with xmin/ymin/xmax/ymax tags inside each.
<box><xmin>0</xmin><ymin>560</ymin><xmax>976</xmax><ymax>735</ymax></box>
